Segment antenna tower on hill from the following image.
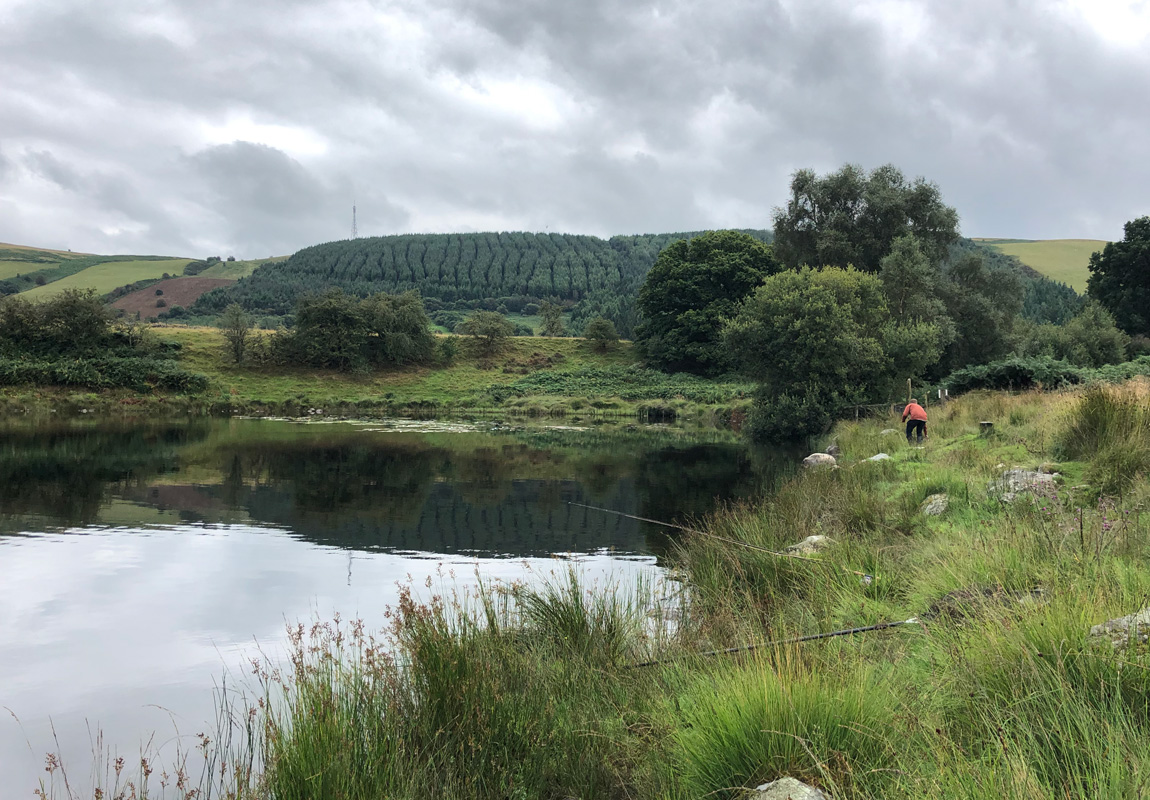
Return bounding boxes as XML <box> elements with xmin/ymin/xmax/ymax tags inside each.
<box><xmin>352</xmin><ymin>204</ymin><xmax>358</xmax><ymax>239</ymax></box>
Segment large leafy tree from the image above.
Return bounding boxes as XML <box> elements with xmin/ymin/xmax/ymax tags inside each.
<box><xmin>772</xmin><ymin>164</ymin><xmax>960</xmax><ymax>272</ymax></box>
<box><xmin>938</xmin><ymin>252</ymin><xmax>1023</xmax><ymax>373</ymax></box>
<box><xmin>636</xmin><ymin>230</ymin><xmax>779</xmax><ymax>376</ymax></box>
<box><xmin>878</xmin><ymin>235</ymin><xmax>954</xmax><ymax>392</ymax></box>
<box><xmin>724</xmin><ymin>267</ymin><xmax>892</xmax><ymax>440</ymax></box>
<box><xmin>1087</xmin><ymin>216</ymin><xmax>1150</xmax><ymax>336</ymax></box>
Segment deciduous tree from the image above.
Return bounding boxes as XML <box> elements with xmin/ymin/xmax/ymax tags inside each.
<box><xmin>221</xmin><ymin>303</ymin><xmax>252</xmax><ymax>364</ymax></box>
<box><xmin>724</xmin><ymin>267</ymin><xmax>890</xmax><ymax>440</ymax></box>
<box><xmin>1087</xmin><ymin>216</ymin><xmax>1150</xmax><ymax>336</ymax></box>
<box><xmin>636</xmin><ymin>230</ymin><xmax>779</xmax><ymax>376</ymax></box>
<box><xmin>772</xmin><ymin>164</ymin><xmax>960</xmax><ymax>272</ymax></box>
<box><xmin>456</xmin><ymin>310</ymin><xmax>514</xmax><ymax>355</ymax></box>
<box><xmin>583</xmin><ymin>316</ymin><xmax>619</xmax><ymax>352</ymax></box>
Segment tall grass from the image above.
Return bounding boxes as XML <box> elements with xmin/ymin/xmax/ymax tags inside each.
<box><xmin>1058</xmin><ymin>381</ymin><xmax>1150</xmax><ymax>494</ymax></box>
<box><xmin>675</xmin><ymin>656</ymin><xmax>898</xmax><ymax>798</ymax></box>
<box><xmin>253</xmin><ymin>574</ymin><xmax>670</xmax><ymax>800</ymax></box>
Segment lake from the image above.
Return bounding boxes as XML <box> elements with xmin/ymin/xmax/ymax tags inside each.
<box><xmin>0</xmin><ymin>417</ymin><xmax>791</xmax><ymax>791</ymax></box>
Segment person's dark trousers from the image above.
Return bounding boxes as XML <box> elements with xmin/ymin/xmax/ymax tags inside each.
<box><xmin>906</xmin><ymin>419</ymin><xmax>926</xmax><ymax>444</ymax></box>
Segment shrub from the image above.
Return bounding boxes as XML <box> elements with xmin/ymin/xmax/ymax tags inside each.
<box><xmin>583</xmin><ymin>316</ymin><xmax>619</xmax><ymax>352</ymax></box>
<box><xmin>437</xmin><ymin>336</ymin><xmax>458</xmax><ymax>365</ymax></box>
<box><xmin>944</xmin><ymin>356</ymin><xmax>1083</xmax><ymax>394</ymax></box>
<box><xmin>0</xmin><ymin>355</ymin><xmax>208</xmax><ymax>392</ymax></box>
<box><xmin>155</xmin><ymin>298</ymin><xmax>167</xmax><ymax>308</ymax></box>
<box><xmin>456</xmin><ymin>311</ymin><xmax>514</xmax><ymax>355</ymax></box>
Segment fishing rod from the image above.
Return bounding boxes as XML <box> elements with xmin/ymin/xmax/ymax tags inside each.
<box><xmin>629</xmin><ymin>617</ymin><xmax>920</xmax><ymax>668</ymax></box>
<box><xmin>568</xmin><ymin>502</ymin><xmax>873</xmax><ymax>579</ymax></box>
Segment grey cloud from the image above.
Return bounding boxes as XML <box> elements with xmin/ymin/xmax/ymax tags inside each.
<box><xmin>186</xmin><ymin>141</ymin><xmax>408</xmax><ymax>255</ymax></box>
<box><xmin>24</xmin><ymin>151</ymin><xmax>83</xmax><ymax>190</ymax></box>
<box><xmin>1</xmin><ymin>0</ymin><xmax>1149</xmax><ymax>256</ymax></box>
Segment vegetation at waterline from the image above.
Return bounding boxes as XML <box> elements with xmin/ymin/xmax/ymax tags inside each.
<box><xmin>0</xmin><ymin>289</ymin><xmax>207</xmax><ymax>392</ymax></box>
<box><xmin>42</xmin><ymin>379</ymin><xmax>1150</xmax><ymax>799</ymax></box>
<box><xmin>0</xmin><ymin>324</ymin><xmax>748</xmax><ymax>420</ymax></box>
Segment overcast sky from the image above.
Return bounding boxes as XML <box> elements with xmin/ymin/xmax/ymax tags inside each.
<box><xmin>1</xmin><ymin>0</ymin><xmax>1148</xmax><ymax>258</ymax></box>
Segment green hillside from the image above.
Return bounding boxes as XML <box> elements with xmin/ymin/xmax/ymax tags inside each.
<box><xmin>198</xmin><ymin>256</ymin><xmax>286</xmax><ymax>280</ymax></box>
<box><xmin>191</xmin><ymin>231</ymin><xmax>772</xmax><ymax>330</ymax></box>
<box><xmin>22</xmin><ymin>257</ymin><xmax>192</xmax><ymax>298</ymax></box>
<box><xmin>975</xmin><ymin>238</ymin><xmax>1105</xmax><ymax>293</ymax></box>
<box><xmin>0</xmin><ymin>242</ymin><xmax>192</xmax><ymax>299</ymax></box>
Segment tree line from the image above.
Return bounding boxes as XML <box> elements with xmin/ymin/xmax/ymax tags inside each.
<box><xmin>190</xmin><ymin>231</ymin><xmax>772</xmax><ymax>338</ymax></box>
<box><xmin>634</xmin><ymin>164</ymin><xmax>1145</xmax><ymax>441</ymax></box>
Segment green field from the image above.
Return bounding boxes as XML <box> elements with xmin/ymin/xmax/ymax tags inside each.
<box><xmin>22</xmin><ymin>258</ymin><xmax>192</xmax><ymax>298</ymax></box>
<box><xmin>0</xmin><ymin>259</ymin><xmax>63</xmax><ymax>280</ymax></box>
<box><xmin>0</xmin><ymin>243</ymin><xmax>87</xmax><ymax>280</ymax></box>
<box><xmin>977</xmin><ymin>238</ymin><xmax>1105</xmax><ymax>292</ymax></box>
<box><xmin>199</xmin><ymin>256</ymin><xmax>285</xmax><ymax>280</ymax></box>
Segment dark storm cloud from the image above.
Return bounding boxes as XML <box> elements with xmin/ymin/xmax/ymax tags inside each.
<box><xmin>1</xmin><ymin>0</ymin><xmax>1148</xmax><ymax>255</ymax></box>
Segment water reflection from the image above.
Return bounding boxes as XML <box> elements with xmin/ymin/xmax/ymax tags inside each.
<box><xmin>0</xmin><ymin>419</ymin><xmax>794</xmax><ymax>558</ymax></box>
<box><xmin>0</xmin><ymin>418</ymin><xmax>795</xmax><ymax>789</ymax></box>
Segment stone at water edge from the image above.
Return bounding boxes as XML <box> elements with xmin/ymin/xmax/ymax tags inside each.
<box><xmin>751</xmin><ymin>777</ymin><xmax>829</xmax><ymax>800</ymax></box>
<box><xmin>1090</xmin><ymin>607</ymin><xmax>1150</xmax><ymax>648</ymax></box>
<box><xmin>802</xmin><ymin>453</ymin><xmax>837</xmax><ymax>468</ymax></box>
<box><xmin>866</xmin><ymin>453</ymin><xmax>891</xmax><ymax>462</ymax></box>
<box><xmin>920</xmin><ymin>493</ymin><xmax>949</xmax><ymax>516</ymax></box>
<box><xmin>784</xmin><ymin>535</ymin><xmax>835</xmax><ymax>555</ymax></box>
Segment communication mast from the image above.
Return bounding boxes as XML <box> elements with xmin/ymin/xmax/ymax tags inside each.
<box><xmin>352</xmin><ymin>204</ymin><xmax>358</xmax><ymax>239</ymax></box>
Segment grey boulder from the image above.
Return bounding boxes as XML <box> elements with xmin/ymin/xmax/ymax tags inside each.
<box><xmin>989</xmin><ymin>469</ymin><xmax>1057</xmax><ymax>502</ymax></box>
<box><xmin>802</xmin><ymin>453</ymin><xmax>837</xmax><ymax>469</ymax></box>
<box><xmin>1090</xmin><ymin>607</ymin><xmax>1150</xmax><ymax>648</ymax></box>
<box><xmin>920</xmin><ymin>493</ymin><xmax>949</xmax><ymax>516</ymax></box>
<box><xmin>751</xmin><ymin>777</ymin><xmax>828</xmax><ymax>800</ymax></box>
<box><xmin>866</xmin><ymin>453</ymin><xmax>891</xmax><ymax>462</ymax></box>
<box><xmin>784</xmin><ymin>535</ymin><xmax>835</xmax><ymax>555</ymax></box>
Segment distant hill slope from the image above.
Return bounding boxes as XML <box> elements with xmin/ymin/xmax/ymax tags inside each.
<box><xmin>112</xmin><ymin>277</ymin><xmax>237</xmax><ymax>319</ymax></box>
<box><xmin>0</xmin><ymin>244</ymin><xmax>283</xmax><ymax>310</ymax></box>
<box><xmin>22</xmin><ymin>257</ymin><xmax>193</xmax><ymax>298</ymax></box>
<box><xmin>974</xmin><ymin>238</ymin><xmax>1105</xmax><ymax>293</ymax></box>
<box><xmin>0</xmin><ymin>242</ymin><xmax>192</xmax><ymax>298</ymax></box>
<box><xmin>191</xmin><ymin>231</ymin><xmax>773</xmax><ymax>319</ymax></box>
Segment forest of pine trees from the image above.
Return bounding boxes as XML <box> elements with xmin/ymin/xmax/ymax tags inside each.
<box><xmin>190</xmin><ymin>230</ymin><xmax>1079</xmax><ymax>338</ymax></box>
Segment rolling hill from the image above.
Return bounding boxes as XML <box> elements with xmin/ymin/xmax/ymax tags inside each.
<box><xmin>189</xmin><ymin>231</ymin><xmax>774</xmax><ymax>336</ymax></box>
<box><xmin>974</xmin><ymin>238</ymin><xmax>1105</xmax><ymax>293</ymax></box>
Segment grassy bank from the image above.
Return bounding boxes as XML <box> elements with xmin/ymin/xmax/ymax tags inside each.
<box><xmin>1</xmin><ymin>326</ymin><xmax>753</xmax><ymax>421</ymax></box>
<box><xmin>44</xmin><ymin>379</ymin><xmax>1150</xmax><ymax>799</ymax></box>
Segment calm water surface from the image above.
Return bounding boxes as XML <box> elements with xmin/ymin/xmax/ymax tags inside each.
<box><xmin>0</xmin><ymin>418</ymin><xmax>790</xmax><ymax>789</ymax></box>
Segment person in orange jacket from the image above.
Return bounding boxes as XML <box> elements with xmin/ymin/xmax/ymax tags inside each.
<box><xmin>902</xmin><ymin>398</ymin><xmax>928</xmax><ymax>444</ymax></box>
